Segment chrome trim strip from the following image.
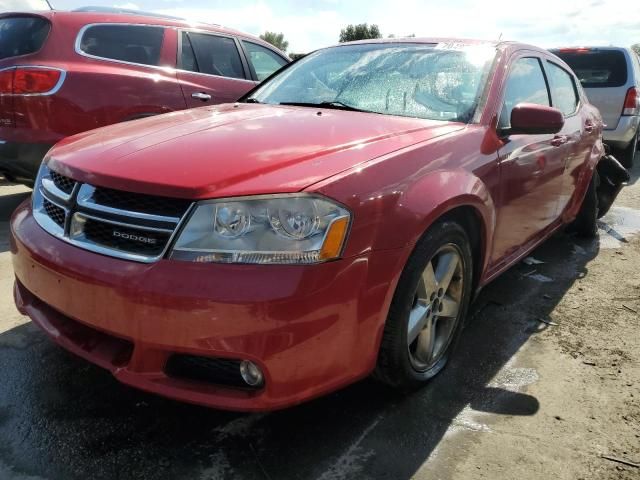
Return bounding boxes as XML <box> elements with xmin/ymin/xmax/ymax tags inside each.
<box><xmin>72</xmin><ymin>211</ymin><xmax>175</xmax><ymax>234</ymax></box>
<box><xmin>65</xmin><ymin>204</ymin><xmax>194</xmax><ymax>264</ymax></box>
<box><xmin>41</xmin><ymin>176</ymin><xmax>75</xmax><ymax>203</ymax></box>
<box><xmin>74</xmin><ymin>23</ymin><xmax>173</xmax><ymax>71</ymax></box>
<box><xmin>0</xmin><ymin>66</ymin><xmax>67</xmax><ymax>96</ymax></box>
<box><xmin>32</xmin><ymin>185</ymin><xmax>67</xmax><ymax>239</ymax></box>
<box><xmin>76</xmin><ymin>184</ymin><xmax>182</xmax><ymax>224</ymax></box>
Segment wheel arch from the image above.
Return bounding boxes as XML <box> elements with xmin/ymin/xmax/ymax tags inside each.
<box><xmin>431</xmin><ymin>205</ymin><xmax>486</xmax><ymax>296</ymax></box>
<box><xmin>396</xmin><ymin>169</ymin><xmax>496</xmax><ymax>291</ymax></box>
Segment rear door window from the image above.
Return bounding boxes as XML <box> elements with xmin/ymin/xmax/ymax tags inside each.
<box><xmin>242</xmin><ymin>41</ymin><xmax>287</xmax><ymax>80</ymax></box>
<box><xmin>0</xmin><ymin>16</ymin><xmax>51</xmax><ymax>59</ymax></box>
<box><xmin>79</xmin><ymin>24</ymin><xmax>164</xmax><ymax>66</ymax></box>
<box><xmin>499</xmin><ymin>57</ymin><xmax>550</xmax><ymax>129</ymax></box>
<box><xmin>545</xmin><ymin>61</ymin><xmax>579</xmax><ymax>116</ymax></box>
<box><xmin>182</xmin><ymin>32</ymin><xmax>245</xmax><ymax>79</ymax></box>
<box><xmin>555</xmin><ymin>50</ymin><xmax>627</xmax><ymax>88</ymax></box>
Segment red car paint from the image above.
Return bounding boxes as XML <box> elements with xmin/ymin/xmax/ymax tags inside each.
<box><xmin>0</xmin><ymin>10</ymin><xmax>288</xmax><ymax>183</ymax></box>
<box><xmin>11</xmin><ymin>39</ymin><xmax>604</xmax><ymax>411</ymax></box>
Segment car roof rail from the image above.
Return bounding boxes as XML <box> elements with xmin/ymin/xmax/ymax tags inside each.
<box><xmin>72</xmin><ymin>6</ymin><xmax>186</xmax><ymax>21</ymax></box>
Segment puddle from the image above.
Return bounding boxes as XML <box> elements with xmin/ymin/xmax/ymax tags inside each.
<box><xmin>597</xmin><ymin>206</ymin><xmax>640</xmax><ymax>249</ymax></box>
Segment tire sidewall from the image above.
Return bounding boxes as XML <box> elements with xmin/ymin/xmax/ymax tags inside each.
<box><xmin>385</xmin><ymin>221</ymin><xmax>474</xmax><ymax>385</ymax></box>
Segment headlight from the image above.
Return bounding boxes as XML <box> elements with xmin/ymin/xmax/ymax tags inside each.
<box><xmin>170</xmin><ymin>195</ymin><xmax>350</xmax><ymax>264</ymax></box>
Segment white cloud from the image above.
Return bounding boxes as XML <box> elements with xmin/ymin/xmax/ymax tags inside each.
<box><xmin>160</xmin><ymin>0</ymin><xmax>640</xmax><ymax>53</ymax></box>
<box><xmin>0</xmin><ymin>0</ymin><xmax>50</xmax><ymax>10</ymax></box>
<box><xmin>158</xmin><ymin>1</ymin><xmax>345</xmax><ymax>53</ymax></box>
<box><xmin>32</xmin><ymin>0</ymin><xmax>640</xmax><ymax>52</ymax></box>
<box><xmin>114</xmin><ymin>2</ymin><xmax>140</xmax><ymax>9</ymax></box>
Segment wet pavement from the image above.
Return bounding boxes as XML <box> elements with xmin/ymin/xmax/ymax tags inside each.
<box><xmin>0</xmin><ymin>165</ymin><xmax>638</xmax><ymax>479</ymax></box>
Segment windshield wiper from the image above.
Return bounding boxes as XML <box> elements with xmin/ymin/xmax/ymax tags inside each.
<box><xmin>243</xmin><ymin>97</ymin><xmax>262</xmax><ymax>104</ymax></box>
<box><xmin>278</xmin><ymin>101</ymin><xmax>369</xmax><ymax>112</ymax></box>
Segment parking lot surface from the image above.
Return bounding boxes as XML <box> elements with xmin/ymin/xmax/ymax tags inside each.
<box><xmin>0</xmin><ymin>165</ymin><xmax>638</xmax><ymax>480</ymax></box>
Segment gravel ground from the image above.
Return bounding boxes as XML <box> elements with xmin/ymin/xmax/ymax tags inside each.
<box><xmin>0</xmin><ymin>163</ymin><xmax>638</xmax><ymax>480</ymax></box>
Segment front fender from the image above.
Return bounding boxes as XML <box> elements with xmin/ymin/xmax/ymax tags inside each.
<box><xmin>320</xmin><ymin>166</ymin><xmax>495</xmax><ymax>264</ymax></box>
<box><xmin>399</xmin><ymin>169</ymin><xmax>495</xmax><ymax>250</ymax></box>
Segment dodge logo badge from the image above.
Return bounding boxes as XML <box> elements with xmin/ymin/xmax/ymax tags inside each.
<box><xmin>112</xmin><ymin>230</ymin><xmax>157</xmax><ymax>244</ymax></box>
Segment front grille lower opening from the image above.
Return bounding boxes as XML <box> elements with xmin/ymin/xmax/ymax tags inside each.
<box><xmin>165</xmin><ymin>354</ymin><xmax>262</xmax><ymax>390</ymax></box>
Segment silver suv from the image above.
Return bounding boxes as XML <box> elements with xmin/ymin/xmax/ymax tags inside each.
<box><xmin>552</xmin><ymin>47</ymin><xmax>640</xmax><ymax>167</ymax></box>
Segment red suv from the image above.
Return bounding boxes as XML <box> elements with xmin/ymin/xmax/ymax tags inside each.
<box><xmin>12</xmin><ymin>39</ymin><xmax>614</xmax><ymax>411</ymax></box>
<box><xmin>0</xmin><ymin>9</ymin><xmax>289</xmax><ymax>184</ymax></box>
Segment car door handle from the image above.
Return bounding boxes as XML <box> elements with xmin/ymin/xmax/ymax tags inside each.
<box><xmin>191</xmin><ymin>92</ymin><xmax>212</xmax><ymax>102</ymax></box>
<box><xmin>551</xmin><ymin>135</ymin><xmax>568</xmax><ymax>147</ymax></box>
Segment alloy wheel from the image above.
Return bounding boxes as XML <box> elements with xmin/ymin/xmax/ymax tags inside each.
<box><xmin>407</xmin><ymin>244</ymin><xmax>464</xmax><ymax>371</ymax></box>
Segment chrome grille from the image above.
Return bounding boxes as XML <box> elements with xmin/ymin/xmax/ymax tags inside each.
<box><xmin>92</xmin><ymin>186</ymin><xmax>192</xmax><ymax>218</ymax></box>
<box><xmin>49</xmin><ymin>170</ymin><xmax>76</xmax><ymax>195</ymax></box>
<box><xmin>43</xmin><ymin>199</ymin><xmax>66</xmax><ymax>227</ymax></box>
<box><xmin>32</xmin><ymin>165</ymin><xmax>193</xmax><ymax>263</ymax></box>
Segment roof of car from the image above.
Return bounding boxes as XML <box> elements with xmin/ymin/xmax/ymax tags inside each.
<box><xmin>0</xmin><ymin>9</ymin><xmax>278</xmax><ymax>53</ymax></box>
<box><xmin>550</xmin><ymin>46</ymin><xmax>631</xmax><ymax>51</ymax></box>
<box><xmin>338</xmin><ymin>37</ymin><xmax>500</xmax><ymax>47</ymax></box>
<box><xmin>323</xmin><ymin>37</ymin><xmax>549</xmax><ymax>55</ymax></box>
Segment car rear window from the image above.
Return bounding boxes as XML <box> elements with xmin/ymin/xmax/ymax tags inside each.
<box><xmin>79</xmin><ymin>24</ymin><xmax>164</xmax><ymax>66</ymax></box>
<box><xmin>0</xmin><ymin>16</ymin><xmax>51</xmax><ymax>59</ymax></box>
<box><xmin>554</xmin><ymin>50</ymin><xmax>627</xmax><ymax>88</ymax></box>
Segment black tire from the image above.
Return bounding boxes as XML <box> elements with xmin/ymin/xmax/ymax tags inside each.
<box><xmin>374</xmin><ymin>220</ymin><xmax>473</xmax><ymax>389</ymax></box>
<box><xmin>571</xmin><ymin>170</ymin><xmax>600</xmax><ymax>238</ymax></box>
<box><xmin>617</xmin><ymin>132</ymin><xmax>637</xmax><ymax>168</ymax></box>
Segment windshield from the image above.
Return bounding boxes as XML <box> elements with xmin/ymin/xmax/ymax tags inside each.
<box><xmin>250</xmin><ymin>42</ymin><xmax>496</xmax><ymax>122</ymax></box>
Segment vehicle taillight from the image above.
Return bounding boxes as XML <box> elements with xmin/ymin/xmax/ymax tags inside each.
<box><xmin>558</xmin><ymin>47</ymin><xmax>591</xmax><ymax>54</ymax></box>
<box><xmin>0</xmin><ymin>67</ymin><xmax>63</xmax><ymax>95</ymax></box>
<box><xmin>0</xmin><ymin>69</ymin><xmax>13</xmax><ymax>94</ymax></box>
<box><xmin>623</xmin><ymin>87</ymin><xmax>639</xmax><ymax>116</ymax></box>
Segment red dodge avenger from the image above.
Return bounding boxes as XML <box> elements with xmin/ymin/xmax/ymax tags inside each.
<box><xmin>11</xmin><ymin>39</ymin><xmax>605</xmax><ymax>411</ymax></box>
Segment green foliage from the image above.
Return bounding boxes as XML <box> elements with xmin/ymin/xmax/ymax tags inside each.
<box><xmin>289</xmin><ymin>53</ymin><xmax>307</xmax><ymax>61</ymax></box>
<box><xmin>632</xmin><ymin>44</ymin><xmax>640</xmax><ymax>57</ymax></box>
<box><xmin>339</xmin><ymin>23</ymin><xmax>382</xmax><ymax>43</ymax></box>
<box><xmin>259</xmin><ymin>32</ymin><xmax>289</xmax><ymax>52</ymax></box>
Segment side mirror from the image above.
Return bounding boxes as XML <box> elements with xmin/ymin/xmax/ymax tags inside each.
<box><xmin>504</xmin><ymin>103</ymin><xmax>564</xmax><ymax>136</ymax></box>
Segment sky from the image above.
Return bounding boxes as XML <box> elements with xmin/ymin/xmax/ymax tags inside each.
<box><xmin>2</xmin><ymin>0</ymin><xmax>639</xmax><ymax>53</ymax></box>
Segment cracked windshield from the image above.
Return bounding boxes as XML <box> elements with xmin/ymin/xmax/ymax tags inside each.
<box><xmin>253</xmin><ymin>43</ymin><xmax>495</xmax><ymax>122</ymax></box>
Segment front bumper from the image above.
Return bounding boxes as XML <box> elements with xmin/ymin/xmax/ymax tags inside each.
<box><xmin>603</xmin><ymin>115</ymin><xmax>639</xmax><ymax>149</ymax></box>
<box><xmin>10</xmin><ymin>200</ymin><xmax>406</xmax><ymax>411</ymax></box>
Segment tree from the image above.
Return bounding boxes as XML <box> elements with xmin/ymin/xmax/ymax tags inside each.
<box><xmin>259</xmin><ymin>32</ymin><xmax>289</xmax><ymax>52</ymax></box>
<box><xmin>339</xmin><ymin>23</ymin><xmax>381</xmax><ymax>43</ymax></box>
<box><xmin>632</xmin><ymin>44</ymin><xmax>640</xmax><ymax>58</ymax></box>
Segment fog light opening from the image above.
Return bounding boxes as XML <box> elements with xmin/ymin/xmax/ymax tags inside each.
<box><xmin>240</xmin><ymin>360</ymin><xmax>264</xmax><ymax>387</ymax></box>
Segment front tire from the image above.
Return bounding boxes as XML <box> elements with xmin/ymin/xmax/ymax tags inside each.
<box><xmin>374</xmin><ymin>220</ymin><xmax>473</xmax><ymax>388</ymax></box>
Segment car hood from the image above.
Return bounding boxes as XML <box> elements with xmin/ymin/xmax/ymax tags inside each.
<box><xmin>48</xmin><ymin>104</ymin><xmax>463</xmax><ymax>199</ymax></box>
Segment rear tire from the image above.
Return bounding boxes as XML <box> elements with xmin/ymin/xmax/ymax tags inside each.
<box><xmin>617</xmin><ymin>132</ymin><xmax>637</xmax><ymax>168</ymax></box>
<box><xmin>571</xmin><ymin>170</ymin><xmax>600</xmax><ymax>238</ymax></box>
<box><xmin>374</xmin><ymin>220</ymin><xmax>473</xmax><ymax>389</ymax></box>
